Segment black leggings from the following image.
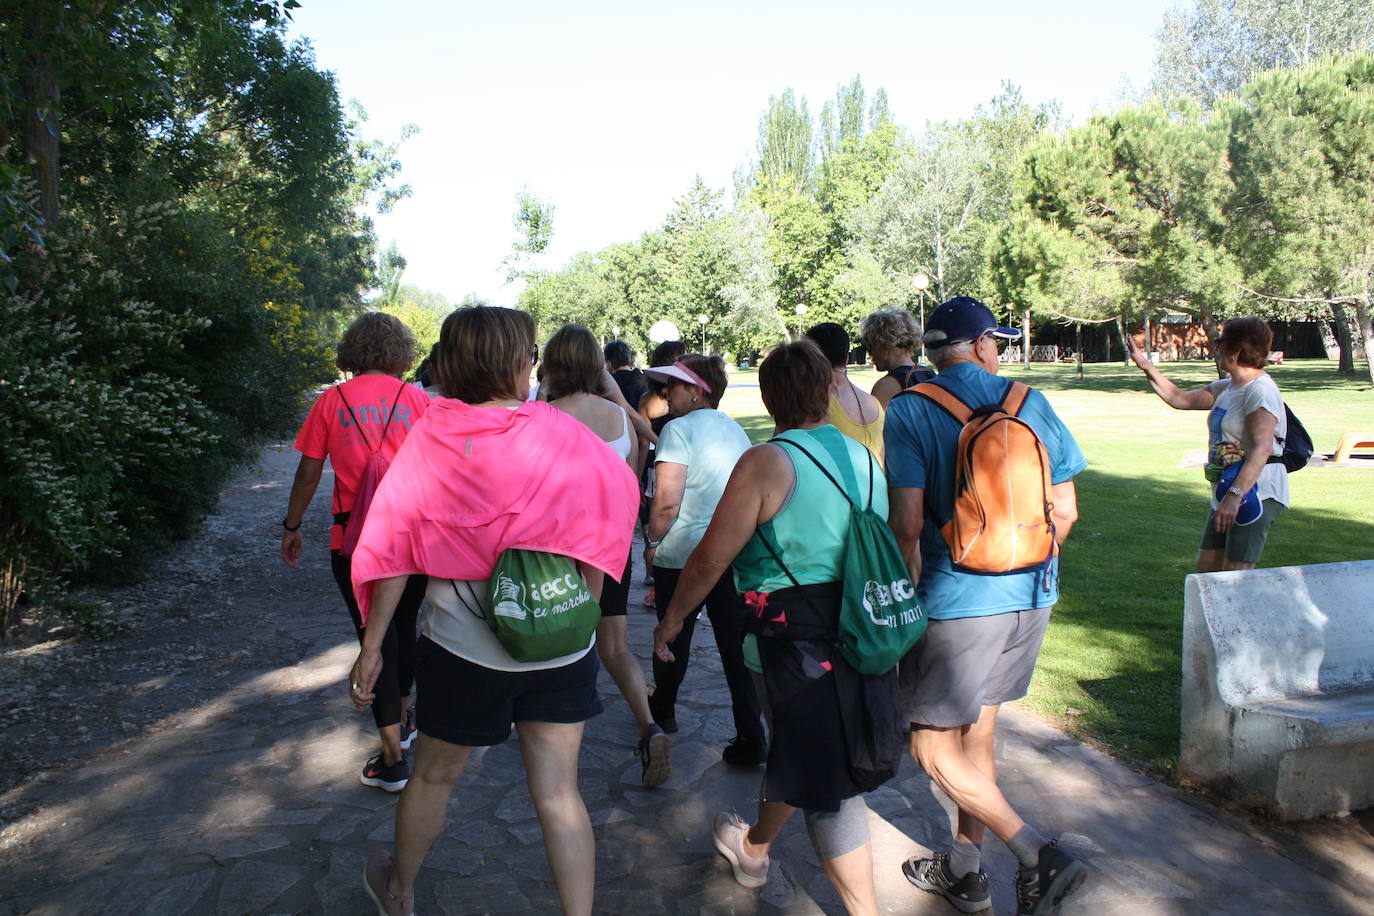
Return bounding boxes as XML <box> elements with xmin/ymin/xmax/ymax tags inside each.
<box><xmin>650</xmin><ymin>564</ymin><xmax>764</xmax><ymax>739</ymax></box>
<box><xmin>330</xmin><ymin>550</ymin><xmax>426</xmax><ymax>730</ymax></box>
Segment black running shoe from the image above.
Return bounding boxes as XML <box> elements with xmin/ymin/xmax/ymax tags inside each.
<box><xmin>1014</xmin><ymin>839</ymin><xmax>1086</xmax><ymax>916</ymax></box>
<box><xmin>360</xmin><ymin>753</ymin><xmax>410</xmax><ymax>793</ymax></box>
<box><xmin>721</xmin><ymin>734</ymin><xmax>767</xmax><ymax>766</ymax></box>
<box><xmin>903</xmin><ymin>851</ymin><xmax>991</xmax><ymax>913</ymax></box>
<box><xmin>637</xmin><ymin>724</ymin><xmax>671</xmax><ymax>788</ymax></box>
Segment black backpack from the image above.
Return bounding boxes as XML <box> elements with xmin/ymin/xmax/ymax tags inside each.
<box><xmin>1268</xmin><ymin>404</ymin><xmax>1313</xmax><ymax>473</ymax></box>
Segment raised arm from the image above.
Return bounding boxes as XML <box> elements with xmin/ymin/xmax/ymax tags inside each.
<box><xmin>1126</xmin><ymin>332</ymin><xmax>1214</xmax><ymax>410</ymax></box>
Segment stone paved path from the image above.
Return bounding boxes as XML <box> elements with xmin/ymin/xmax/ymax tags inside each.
<box><xmin>2</xmin><ymin>443</ymin><xmax>1372</xmax><ymax>914</ymax></box>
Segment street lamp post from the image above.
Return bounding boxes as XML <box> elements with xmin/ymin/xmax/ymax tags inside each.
<box><xmin>912</xmin><ymin>273</ymin><xmax>931</xmax><ymax>364</ymax></box>
<box><xmin>794</xmin><ymin>303</ymin><xmax>808</xmax><ymax>340</ymax></box>
<box><xmin>697</xmin><ymin>313</ymin><xmax>709</xmax><ymax>353</ymax></box>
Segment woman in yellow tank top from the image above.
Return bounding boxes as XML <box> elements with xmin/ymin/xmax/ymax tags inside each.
<box><xmin>806</xmin><ymin>322</ymin><xmax>884</xmax><ymax>466</ymax></box>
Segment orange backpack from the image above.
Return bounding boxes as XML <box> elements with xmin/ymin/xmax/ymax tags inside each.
<box><xmin>911</xmin><ymin>380</ymin><xmax>1056</xmax><ymax>574</ymax></box>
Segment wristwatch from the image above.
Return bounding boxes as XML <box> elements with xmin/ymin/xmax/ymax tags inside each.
<box><xmin>1227</xmin><ymin>486</ymin><xmax>1244</xmax><ymax>498</ymax></box>
<box><xmin>282</xmin><ymin>517</ymin><xmax>302</xmax><ymax>531</ymax></box>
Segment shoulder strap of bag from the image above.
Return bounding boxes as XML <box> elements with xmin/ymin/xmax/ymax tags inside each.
<box><xmin>1000</xmin><ymin>380</ymin><xmax>1030</xmax><ymax>417</ymax></box>
<box><xmin>336</xmin><ymin>379</ymin><xmax>408</xmax><ymax>455</ymax></box>
<box><xmin>912</xmin><ymin>381</ymin><xmax>974</xmax><ymax>424</ymax></box>
<box><xmin>769</xmin><ymin>434</ymin><xmax>869</xmax><ymax>512</ymax></box>
<box><xmin>755</xmin><ymin>525</ymin><xmax>804</xmax><ymax>590</ymax></box>
<box><xmin>451</xmin><ymin>579</ymin><xmax>486</xmax><ymax>622</ymax></box>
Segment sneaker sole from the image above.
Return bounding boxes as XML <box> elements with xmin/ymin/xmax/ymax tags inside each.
<box><xmin>713</xmin><ymin>831</ymin><xmax>768</xmax><ymax>889</ymax></box>
<box><xmin>902</xmin><ymin>859</ymin><xmax>991</xmax><ymax>913</ymax></box>
<box><xmin>360</xmin><ymin>774</ymin><xmax>409</xmax><ymax>793</ymax></box>
<box><xmin>1030</xmin><ymin>859</ymin><xmax>1086</xmax><ymax>916</ymax></box>
<box><xmin>642</xmin><ymin>732</ymin><xmax>671</xmax><ymax>788</ymax></box>
<box><xmin>399</xmin><ymin>730</ymin><xmax>417</xmax><ymax>751</ymax></box>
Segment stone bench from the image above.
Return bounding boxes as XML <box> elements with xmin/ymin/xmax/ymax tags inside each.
<box><xmin>1180</xmin><ymin>560</ymin><xmax>1374</xmax><ymax>820</ymax></box>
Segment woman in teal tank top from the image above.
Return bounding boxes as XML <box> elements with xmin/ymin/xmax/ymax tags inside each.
<box><xmin>652</xmin><ymin>341</ymin><xmax>894</xmax><ymax>916</ymax></box>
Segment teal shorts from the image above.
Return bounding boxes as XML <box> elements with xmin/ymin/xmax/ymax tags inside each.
<box><xmin>1199</xmin><ymin>498</ymin><xmax>1285</xmax><ymax>564</ymax></box>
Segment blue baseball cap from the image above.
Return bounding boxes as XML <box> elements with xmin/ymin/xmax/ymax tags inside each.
<box><xmin>923</xmin><ymin>296</ymin><xmax>1021</xmax><ymax>349</ymax></box>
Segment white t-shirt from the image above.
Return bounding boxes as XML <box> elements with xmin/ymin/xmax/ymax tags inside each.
<box><xmin>421</xmin><ymin>577</ymin><xmax>594</xmax><ymax>672</ymax></box>
<box><xmin>1206</xmin><ymin>374</ymin><xmax>1290</xmax><ymax>508</ymax></box>
<box><xmin>652</xmin><ymin>408</ymin><xmax>751</xmax><ymax>569</ymax></box>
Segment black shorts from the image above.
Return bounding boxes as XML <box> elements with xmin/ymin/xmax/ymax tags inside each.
<box><xmin>413</xmin><ymin>636</ymin><xmax>602</xmax><ymax>747</ymax></box>
<box><xmin>598</xmin><ymin>550</ymin><xmax>633</xmax><ymax>618</ymax></box>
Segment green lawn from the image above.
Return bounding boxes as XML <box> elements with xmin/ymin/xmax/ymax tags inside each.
<box><xmin>717</xmin><ymin>359</ymin><xmax>1374</xmax><ymax>775</ymax></box>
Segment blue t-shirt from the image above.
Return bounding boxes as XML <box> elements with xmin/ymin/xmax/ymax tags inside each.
<box><xmin>652</xmin><ymin>408</ymin><xmax>752</xmax><ymax>569</ymax></box>
<box><xmin>883</xmin><ymin>362</ymin><xmax>1088</xmax><ymax>620</ymax></box>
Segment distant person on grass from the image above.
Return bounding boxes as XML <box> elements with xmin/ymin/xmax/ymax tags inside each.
<box><xmin>280</xmin><ymin>311</ymin><xmax>430</xmax><ymax>794</ymax></box>
<box><xmin>348</xmin><ymin>306</ymin><xmax>638</xmax><ymax>916</ymax></box>
<box><xmin>884</xmin><ymin>297</ymin><xmax>1087</xmax><ymax>916</ymax></box>
<box><xmin>806</xmin><ymin>321</ymin><xmax>885</xmax><ymax>464</ymax></box>
<box><xmin>654</xmin><ymin>340</ymin><xmax>894</xmax><ymax>915</ymax></box>
<box><xmin>546</xmin><ymin>324</ymin><xmax>670</xmax><ymax>788</ymax></box>
<box><xmin>1127</xmin><ymin>316</ymin><xmax>1288</xmax><ymax>571</ymax></box>
<box><xmin>860</xmin><ymin>308</ymin><xmax>934</xmax><ymax>409</ymax></box>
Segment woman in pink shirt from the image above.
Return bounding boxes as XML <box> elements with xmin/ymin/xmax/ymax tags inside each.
<box><xmin>348</xmin><ymin>307</ymin><xmax>638</xmax><ymax>916</ymax></box>
<box><xmin>280</xmin><ymin>312</ymin><xmax>430</xmax><ymax>793</ymax></box>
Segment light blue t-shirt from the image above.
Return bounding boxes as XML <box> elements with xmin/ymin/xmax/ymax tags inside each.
<box><xmin>653</xmin><ymin>408</ymin><xmax>752</xmax><ymax>569</ymax></box>
<box><xmin>883</xmin><ymin>362</ymin><xmax>1087</xmax><ymax>620</ymax></box>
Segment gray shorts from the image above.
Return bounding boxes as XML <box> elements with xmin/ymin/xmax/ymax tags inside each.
<box><xmin>1198</xmin><ymin>498</ymin><xmax>1284</xmax><ymax>564</ymax></box>
<box><xmin>898</xmin><ymin>608</ymin><xmax>1051</xmax><ymax>728</ymax></box>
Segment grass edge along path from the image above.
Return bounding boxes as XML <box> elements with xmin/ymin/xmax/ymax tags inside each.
<box><xmin>718</xmin><ymin>358</ymin><xmax>1374</xmax><ymax>777</ymax></box>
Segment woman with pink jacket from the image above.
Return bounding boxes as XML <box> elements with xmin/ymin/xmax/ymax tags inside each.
<box><xmin>347</xmin><ymin>306</ymin><xmax>639</xmax><ymax>916</ymax></box>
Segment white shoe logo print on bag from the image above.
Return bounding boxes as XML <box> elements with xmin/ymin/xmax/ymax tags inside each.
<box><xmin>492</xmin><ymin>573</ymin><xmax>529</xmax><ymax>620</ymax></box>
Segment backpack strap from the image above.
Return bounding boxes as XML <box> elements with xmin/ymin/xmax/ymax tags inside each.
<box><xmin>1000</xmin><ymin>381</ymin><xmax>1031</xmax><ymax>417</ymax></box>
<box><xmin>768</xmin><ymin>433</ymin><xmax>870</xmax><ymax>512</ymax></box>
<box><xmin>337</xmin><ymin>379</ymin><xmax>408</xmax><ymax>455</ymax></box>
<box><xmin>911</xmin><ymin>381</ymin><xmax>974</xmax><ymax>424</ymax></box>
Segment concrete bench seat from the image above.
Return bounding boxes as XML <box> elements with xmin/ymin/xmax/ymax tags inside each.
<box><xmin>1181</xmin><ymin>560</ymin><xmax>1374</xmax><ymax>820</ymax></box>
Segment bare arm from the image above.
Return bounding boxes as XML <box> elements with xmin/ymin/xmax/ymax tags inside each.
<box><xmin>1213</xmin><ymin>407</ymin><xmax>1278</xmax><ymax>534</ymax></box>
<box><xmin>888</xmin><ymin>486</ymin><xmax>925</xmax><ymax>585</ymax></box>
<box><xmin>598</xmin><ymin>366</ymin><xmax>657</xmax><ymax>445</ymax></box>
<box><xmin>1050</xmin><ymin>480</ymin><xmax>1078</xmax><ymax>545</ymax></box>
<box><xmin>280</xmin><ymin>455</ymin><xmax>325</xmax><ymax>569</ymax></box>
<box><xmin>1126</xmin><ymin>332</ymin><xmax>1214</xmax><ymax>410</ymax></box>
<box><xmin>871</xmin><ymin>375</ymin><xmax>902</xmax><ymax>410</ymax></box>
<box><xmin>654</xmin><ymin>445</ymin><xmax>791</xmax><ymax>661</ymax></box>
<box><xmin>646</xmin><ymin>462</ymin><xmax>686</xmax><ymax>546</ymax></box>
<box><xmin>348</xmin><ymin>573</ymin><xmax>409</xmax><ymax>708</ymax></box>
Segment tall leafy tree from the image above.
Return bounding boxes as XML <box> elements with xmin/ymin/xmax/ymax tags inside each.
<box><xmin>1226</xmin><ymin>55</ymin><xmax>1374</xmax><ymax>384</ymax></box>
<box><xmin>1151</xmin><ymin>0</ymin><xmax>1374</xmax><ymax>105</ymax></box>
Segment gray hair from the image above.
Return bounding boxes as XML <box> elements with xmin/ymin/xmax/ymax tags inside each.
<box><xmin>860</xmin><ymin>309</ymin><xmax>920</xmax><ymax>353</ymax></box>
<box><xmin>931</xmin><ymin>339</ymin><xmax>976</xmax><ymax>367</ymax></box>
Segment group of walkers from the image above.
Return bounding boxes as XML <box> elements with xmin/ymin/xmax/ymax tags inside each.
<box><xmin>280</xmin><ymin>298</ymin><xmax>1293</xmax><ymax>916</ymax></box>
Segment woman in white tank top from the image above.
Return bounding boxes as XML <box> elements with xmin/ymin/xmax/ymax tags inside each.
<box><xmin>541</xmin><ymin>323</ymin><xmax>669</xmax><ymax>787</ymax></box>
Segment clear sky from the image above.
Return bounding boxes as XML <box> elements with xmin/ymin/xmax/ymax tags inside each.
<box><xmin>287</xmin><ymin>0</ymin><xmax>1178</xmax><ymax>306</ymax></box>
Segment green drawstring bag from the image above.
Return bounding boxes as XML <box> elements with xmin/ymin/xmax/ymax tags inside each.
<box><xmin>768</xmin><ymin>433</ymin><xmax>926</xmax><ymax>676</ymax></box>
<box><xmin>454</xmin><ymin>549</ymin><xmax>601</xmax><ymax>662</ymax></box>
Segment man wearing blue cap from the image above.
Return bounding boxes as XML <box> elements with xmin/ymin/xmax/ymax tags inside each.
<box><xmin>884</xmin><ymin>297</ymin><xmax>1089</xmax><ymax>915</ymax></box>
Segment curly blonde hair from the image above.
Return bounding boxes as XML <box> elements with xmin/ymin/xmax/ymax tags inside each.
<box><xmin>336</xmin><ymin>312</ymin><xmax>417</xmax><ymax>375</ymax></box>
<box><xmin>859</xmin><ymin>309</ymin><xmax>921</xmax><ymax>354</ymax></box>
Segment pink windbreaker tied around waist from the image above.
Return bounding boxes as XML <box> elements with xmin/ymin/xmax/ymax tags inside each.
<box><xmin>350</xmin><ymin>398</ymin><xmax>639</xmax><ymax>623</ymax></box>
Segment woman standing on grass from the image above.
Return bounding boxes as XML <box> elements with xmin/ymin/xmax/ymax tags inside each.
<box><xmin>348</xmin><ymin>306</ymin><xmax>638</xmax><ymax>916</ymax></box>
<box><xmin>653</xmin><ymin>340</ymin><xmax>891</xmax><ymax>916</ymax></box>
<box><xmin>280</xmin><ymin>311</ymin><xmax>429</xmax><ymax>794</ymax></box>
<box><xmin>1127</xmin><ymin>316</ymin><xmax>1288</xmax><ymax>571</ymax></box>
<box><xmin>542</xmin><ymin>323</ymin><xmax>670</xmax><ymax>788</ymax></box>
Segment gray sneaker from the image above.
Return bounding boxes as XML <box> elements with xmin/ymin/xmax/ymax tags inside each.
<box><xmin>903</xmin><ymin>850</ymin><xmax>991</xmax><ymax>912</ymax></box>
<box><xmin>363</xmin><ymin>851</ymin><xmax>414</xmax><ymax>916</ymax></box>
<box><xmin>1014</xmin><ymin>839</ymin><xmax>1086</xmax><ymax>916</ymax></box>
